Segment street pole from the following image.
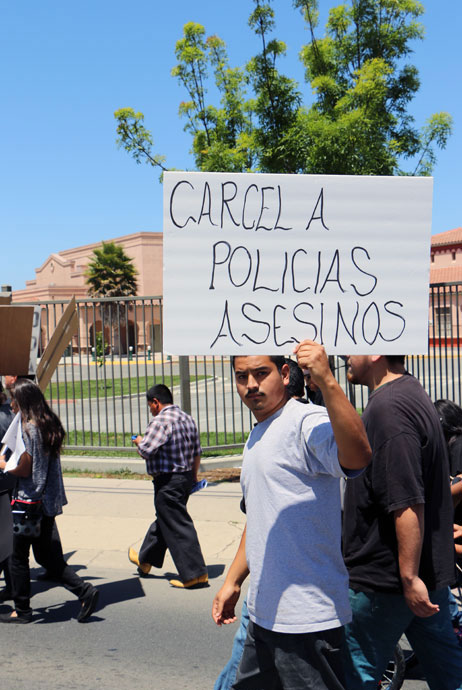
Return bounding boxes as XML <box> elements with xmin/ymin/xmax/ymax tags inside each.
<box><xmin>179</xmin><ymin>355</ymin><xmax>191</xmax><ymax>415</ymax></box>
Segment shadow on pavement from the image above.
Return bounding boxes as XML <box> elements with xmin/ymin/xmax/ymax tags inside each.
<box><xmin>207</xmin><ymin>564</ymin><xmax>226</xmax><ymax>579</ymax></box>
<box><xmin>0</xmin><ymin>575</ymin><xmax>146</xmax><ymax>624</ymax></box>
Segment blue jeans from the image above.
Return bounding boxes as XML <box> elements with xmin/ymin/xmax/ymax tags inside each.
<box><xmin>449</xmin><ymin>587</ymin><xmax>462</xmax><ymax>626</ymax></box>
<box><xmin>343</xmin><ymin>587</ymin><xmax>462</xmax><ymax>690</ymax></box>
<box><xmin>214</xmin><ymin>597</ymin><xmax>250</xmax><ymax>690</ymax></box>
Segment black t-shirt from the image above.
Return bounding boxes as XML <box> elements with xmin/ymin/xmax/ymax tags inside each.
<box><xmin>343</xmin><ymin>374</ymin><xmax>455</xmax><ymax>593</ymax></box>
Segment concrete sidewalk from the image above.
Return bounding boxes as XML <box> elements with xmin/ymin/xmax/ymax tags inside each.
<box><xmin>51</xmin><ymin>476</ymin><xmax>245</xmax><ymax>575</ymax></box>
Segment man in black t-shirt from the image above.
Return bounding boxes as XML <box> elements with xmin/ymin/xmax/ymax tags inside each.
<box><xmin>342</xmin><ymin>354</ymin><xmax>462</xmax><ymax>690</ymax></box>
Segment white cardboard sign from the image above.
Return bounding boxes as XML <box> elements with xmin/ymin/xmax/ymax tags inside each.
<box><xmin>2</xmin><ymin>412</ymin><xmax>25</xmax><ymax>472</ymax></box>
<box><xmin>163</xmin><ymin>172</ymin><xmax>433</xmax><ymax>355</ymax></box>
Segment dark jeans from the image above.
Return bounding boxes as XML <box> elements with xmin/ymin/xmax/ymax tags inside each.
<box><xmin>0</xmin><ymin>556</ymin><xmax>12</xmax><ymax>591</ymax></box>
<box><xmin>139</xmin><ymin>471</ymin><xmax>207</xmax><ymax>582</ymax></box>
<box><xmin>11</xmin><ymin>515</ymin><xmax>91</xmax><ymax>615</ymax></box>
<box><xmin>232</xmin><ymin>620</ymin><xmax>346</xmax><ymax>690</ymax></box>
<box><xmin>343</xmin><ymin>588</ymin><xmax>462</xmax><ymax>690</ymax></box>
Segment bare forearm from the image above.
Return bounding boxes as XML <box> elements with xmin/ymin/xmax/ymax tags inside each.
<box><xmin>212</xmin><ymin>525</ymin><xmax>248</xmax><ymax>626</ymax></box>
<box><xmin>294</xmin><ymin>340</ymin><xmax>370</xmax><ymax>470</ymax></box>
<box><xmin>192</xmin><ymin>454</ymin><xmax>201</xmax><ymax>482</ymax></box>
<box><xmin>5</xmin><ymin>452</ymin><xmax>32</xmax><ymax>478</ymax></box>
<box><xmin>320</xmin><ymin>376</ymin><xmax>371</xmax><ymax>470</ymax></box>
<box><xmin>395</xmin><ymin>504</ymin><xmax>424</xmax><ymax>583</ymax></box>
<box><xmin>225</xmin><ymin>525</ymin><xmax>249</xmax><ymax>587</ymax></box>
<box><xmin>394</xmin><ymin>503</ymin><xmax>439</xmax><ymax>616</ymax></box>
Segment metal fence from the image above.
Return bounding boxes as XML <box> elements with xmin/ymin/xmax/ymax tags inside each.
<box><xmin>14</xmin><ymin>284</ymin><xmax>462</xmax><ymax>453</ymax></box>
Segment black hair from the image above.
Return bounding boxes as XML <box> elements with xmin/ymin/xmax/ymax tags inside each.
<box><xmin>434</xmin><ymin>399</ymin><xmax>462</xmax><ymax>445</ymax></box>
<box><xmin>146</xmin><ymin>383</ymin><xmax>173</xmax><ymax>405</ymax></box>
<box><xmin>13</xmin><ymin>379</ymin><xmax>65</xmax><ymax>456</ymax></box>
<box><xmin>285</xmin><ymin>359</ymin><xmax>305</xmax><ymax>398</ymax></box>
<box><xmin>385</xmin><ymin>355</ymin><xmax>406</xmax><ymax>366</ymax></box>
<box><xmin>231</xmin><ymin>355</ymin><xmax>286</xmax><ymax>372</ymax></box>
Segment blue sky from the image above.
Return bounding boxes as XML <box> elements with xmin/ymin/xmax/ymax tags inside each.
<box><xmin>1</xmin><ymin>0</ymin><xmax>460</xmax><ymax>291</ymax></box>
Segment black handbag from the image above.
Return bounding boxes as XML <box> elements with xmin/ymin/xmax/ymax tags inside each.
<box><xmin>11</xmin><ymin>499</ymin><xmax>43</xmax><ymax>538</ymax></box>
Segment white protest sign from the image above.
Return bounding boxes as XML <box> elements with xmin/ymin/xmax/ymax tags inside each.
<box><xmin>163</xmin><ymin>172</ymin><xmax>433</xmax><ymax>355</ymax></box>
<box><xmin>2</xmin><ymin>412</ymin><xmax>25</xmax><ymax>472</ymax></box>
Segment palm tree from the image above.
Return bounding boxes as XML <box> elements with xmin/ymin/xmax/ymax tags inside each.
<box><xmin>85</xmin><ymin>241</ymin><xmax>138</xmax><ymax>355</ymax></box>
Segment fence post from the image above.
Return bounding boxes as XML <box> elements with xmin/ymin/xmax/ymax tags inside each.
<box><xmin>179</xmin><ymin>355</ymin><xmax>191</xmax><ymax>415</ymax></box>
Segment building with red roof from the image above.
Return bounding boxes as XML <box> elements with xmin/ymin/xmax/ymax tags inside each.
<box><xmin>430</xmin><ymin>227</ymin><xmax>462</xmax><ymax>345</ymax></box>
<box><xmin>430</xmin><ymin>227</ymin><xmax>462</xmax><ymax>284</ymax></box>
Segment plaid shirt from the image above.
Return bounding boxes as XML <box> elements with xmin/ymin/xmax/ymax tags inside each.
<box><xmin>137</xmin><ymin>404</ymin><xmax>201</xmax><ymax>476</ymax></box>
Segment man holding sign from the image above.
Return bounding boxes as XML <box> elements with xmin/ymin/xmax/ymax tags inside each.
<box><xmin>212</xmin><ymin>342</ymin><xmax>371</xmax><ymax>690</ymax></box>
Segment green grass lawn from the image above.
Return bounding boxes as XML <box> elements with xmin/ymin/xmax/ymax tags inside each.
<box><xmin>47</xmin><ymin>374</ymin><xmax>205</xmax><ymax>400</ymax></box>
<box><xmin>62</xmin><ymin>430</ymin><xmax>248</xmax><ymax>457</ymax></box>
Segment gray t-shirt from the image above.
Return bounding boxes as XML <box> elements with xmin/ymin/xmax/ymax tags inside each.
<box><xmin>17</xmin><ymin>422</ymin><xmax>67</xmax><ymax>516</ymax></box>
<box><xmin>241</xmin><ymin>397</ymin><xmax>351</xmax><ymax>634</ymax></box>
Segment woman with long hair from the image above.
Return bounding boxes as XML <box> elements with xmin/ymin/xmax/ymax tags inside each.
<box><xmin>0</xmin><ymin>379</ymin><xmax>98</xmax><ymax>623</ymax></box>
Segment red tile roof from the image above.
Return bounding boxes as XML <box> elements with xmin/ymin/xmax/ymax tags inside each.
<box><xmin>430</xmin><ymin>265</ymin><xmax>462</xmax><ymax>284</ymax></box>
<box><xmin>431</xmin><ymin>227</ymin><xmax>462</xmax><ymax>247</ymax></box>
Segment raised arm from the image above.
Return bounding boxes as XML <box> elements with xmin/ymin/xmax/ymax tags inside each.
<box><xmin>295</xmin><ymin>340</ymin><xmax>371</xmax><ymax>470</ymax></box>
<box><xmin>212</xmin><ymin>525</ymin><xmax>249</xmax><ymax>626</ymax></box>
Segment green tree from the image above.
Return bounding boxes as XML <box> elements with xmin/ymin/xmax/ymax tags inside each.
<box><xmin>115</xmin><ymin>0</ymin><xmax>452</xmax><ymax>177</ymax></box>
<box><xmin>85</xmin><ymin>242</ymin><xmax>138</xmax><ymax>355</ymax></box>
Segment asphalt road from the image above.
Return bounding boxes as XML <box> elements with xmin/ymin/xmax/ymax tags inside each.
<box><xmin>0</xmin><ymin>566</ymin><xmax>432</xmax><ymax>690</ymax></box>
<box><xmin>0</xmin><ymin>565</ymin><xmax>241</xmax><ymax>690</ymax></box>
<box><xmin>0</xmin><ymin>477</ymin><xmax>435</xmax><ymax>690</ymax></box>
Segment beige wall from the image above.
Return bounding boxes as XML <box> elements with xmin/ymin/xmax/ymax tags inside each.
<box><xmin>12</xmin><ymin>232</ymin><xmax>163</xmax><ymax>353</ymax></box>
<box><xmin>432</xmin><ymin>247</ymin><xmax>462</xmax><ymax>267</ymax></box>
<box><xmin>12</xmin><ymin>231</ymin><xmax>163</xmax><ymax>303</ymax></box>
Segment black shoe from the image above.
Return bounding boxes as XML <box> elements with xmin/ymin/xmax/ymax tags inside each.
<box><xmin>0</xmin><ymin>610</ymin><xmax>32</xmax><ymax>624</ymax></box>
<box><xmin>0</xmin><ymin>589</ymin><xmax>13</xmax><ymax>603</ymax></box>
<box><xmin>77</xmin><ymin>587</ymin><xmax>99</xmax><ymax>623</ymax></box>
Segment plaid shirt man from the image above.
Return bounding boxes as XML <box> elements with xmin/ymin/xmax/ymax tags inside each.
<box><xmin>137</xmin><ymin>404</ymin><xmax>201</xmax><ymax>476</ymax></box>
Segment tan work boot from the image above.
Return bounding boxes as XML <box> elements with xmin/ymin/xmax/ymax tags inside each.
<box><xmin>169</xmin><ymin>573</ymin><xmax>208</xmax><ymax>589</ymax></box>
